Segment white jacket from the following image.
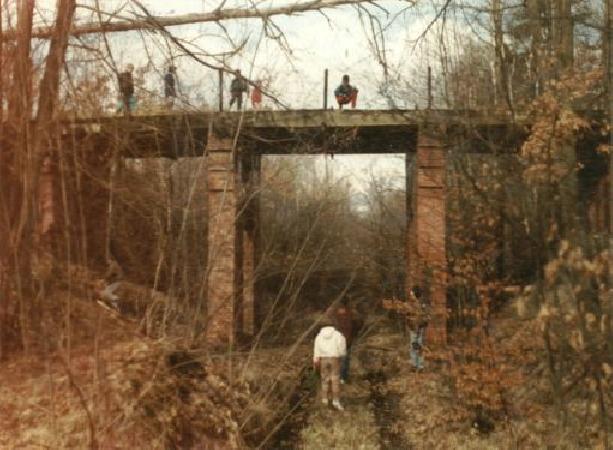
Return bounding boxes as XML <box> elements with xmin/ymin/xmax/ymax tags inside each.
<box><xmin>313</xmin><ymin>326</ymin><xmax>347</xmax><ymax>360</ymax></box>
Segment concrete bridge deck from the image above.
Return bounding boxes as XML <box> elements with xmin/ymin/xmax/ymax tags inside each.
<box><xmin>69</xmin><ymin>109</ymin><xmax>535</xmax><ymax>157</ymax></box>
<box><xmin>72</xmin><ymin>108</ymin><xmax>522</xmax><ymax>130</ymax></box>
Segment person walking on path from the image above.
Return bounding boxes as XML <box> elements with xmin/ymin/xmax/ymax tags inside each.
<box><xmin>408</xmin><ymin>286</ymin><xmax>430</xmax><ymax>371</ymax></box>
<box><xmin>229</xmin><ymin>70</ymin><xmax>249</xmax><ymax>110</ymax></box>
<box><xmin>313</xmin><ymin>319</ymin><xmax>347</xmax><ymax>411</ymax></box>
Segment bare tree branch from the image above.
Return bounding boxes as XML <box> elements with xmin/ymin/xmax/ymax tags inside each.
<box><xmin>2</xmin><ymin>0</ymin><xmax>414</xmax><ymax>40</ymax></box>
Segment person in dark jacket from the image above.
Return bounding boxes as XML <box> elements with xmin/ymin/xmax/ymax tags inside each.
<box><xmin>117</xmin><ymin>64</ymin><xmax>135</xmax><ymax>114</ymax></box>
<box><xmin>164</xmin><ymin>66</ymin><xmax>177</xmax><ymax>107</ymax></box>
<box><xmin>229</xmin><ymin>70</ymin><xmax>249</xmax><ymax>110</ymax></box>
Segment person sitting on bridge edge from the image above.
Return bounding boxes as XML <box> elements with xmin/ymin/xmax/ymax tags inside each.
<box><xmin>117</xmin><ymin>64</ymin><xmax>136</xmax><ymax>114</ymax></box>
<box><xmin>408</xmin><ymin>285</ymin><xmax>430</xmax><ymax>372</ymax></box>
<box><xmin>334</xmin><ymin>74</ymin><xmax>358</xmax><ymax>110</ymax></box>
<box><xmin>229</xmin><ymin>70</ymin><xmax>249</xmax><ymax>110</ymax></box>
<box><xmin>313</xmin><ymin>317</ymin><xmax>347</xmax><ymax>411</ymax></box>
<box><xmin>164</xmin><ymin>65</ymin><xmax>177</xmax><ymax>108</ymax></box>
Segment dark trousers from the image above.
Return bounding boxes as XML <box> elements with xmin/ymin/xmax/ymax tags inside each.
<box><xmin>341</xmin><ymin>345</ymin><xmax>351</xmax><ymax>381</ymax></box>
<box><xmin>229</xmin><ymin>92</ymin><xmax>243</xmax><ymax>110</ymax></box>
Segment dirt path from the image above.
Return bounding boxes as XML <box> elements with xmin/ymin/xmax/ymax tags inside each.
<box><xmin>366</xmin><ymin>369</ymin><xmax>413</xmax><ymax>450</ymax></box>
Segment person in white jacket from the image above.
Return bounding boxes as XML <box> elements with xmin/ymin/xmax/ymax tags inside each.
<box><xmin>313</xmin><ymin>321</ymin><xmax>347</xmax><ymax>411</ymax></box>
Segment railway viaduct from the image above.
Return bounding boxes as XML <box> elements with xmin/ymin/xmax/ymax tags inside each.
<box><xmin>61</xmin><ymin>108</ymin><xmax>605</xmax><ymax>346</ymax></box>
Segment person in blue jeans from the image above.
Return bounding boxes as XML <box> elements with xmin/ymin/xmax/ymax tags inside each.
<box><xmin>408</xmin><ymin>286</ymin><xmax>429</xmax><ymax>371</ymax></box>
<box><xmin>410</xmin><ymin>325</ymin><xmax>425</xmax><ymax>370</ymax></box>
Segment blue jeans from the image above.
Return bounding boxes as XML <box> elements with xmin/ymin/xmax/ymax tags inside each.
<box><xmin>410</xmin><ymin>329</ymin><xmax>425</xmax><ymax>369</ymax></box>
<box><xmin>118</xmin><ymin>95</ymin><xmax>137</xmax><ymax>112</ymax></box>
<box><xmin>341</xmin><ymin>346</ymin><xmax>351</xmax><ymax>381</ymax></box>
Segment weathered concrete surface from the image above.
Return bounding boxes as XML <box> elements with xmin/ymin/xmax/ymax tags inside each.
<box><xmin>71</xmin><ymin>108</ymin><xmax>521</xmax><ymax>132</ymax></box>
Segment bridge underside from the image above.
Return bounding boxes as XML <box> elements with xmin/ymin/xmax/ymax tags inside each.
<box><xmin>66</xmin><ymin>109</ymin><xmax>530</xmax><ymax>346</ymax></box>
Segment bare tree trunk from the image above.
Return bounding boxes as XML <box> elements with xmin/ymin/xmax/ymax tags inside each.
<box><xmin>36</xmin><ymin>0</ymin><xmax>77</xmax><ymax>125</ymax></box>
<box><xmin>606</xmin><ymin>0</ymin><xmax>612</xmax><ymax>108</ymax></box>
<box><xmin>554</xmin><ymin>0</ymin><xmax>574</xmax><ymax>70</ymax></box>
<box><xmin>492</xmin><ymin>0</ymin><xmax>503</xmax><ymax>106</ymax></box>
<box><xmin>34</xmin><ymin>0</ymin><xmax>77</xmax><ymax>249</ymax></box>
<box><xmin>606</xmin><ymin>0</ymin><xmax>611</xmax><ymax>74</ymax></box>
<box><xmin>602</xmin><ymin>0</ymin><xmax>613</xmax><ymax>86</ymax></box>
<box><xmin>0</xmin><ymin>0</ymin><xmax>34</xmax><ymax>357</ymax></box>
<box><xmin>554</xmin><ymin>0</ymin><xmax>577</xmax><ymax>236</ymax></box>
<box><xmin>8</xmin><ymin>0</ymin><xmax>33</xmax><ymax>119</ymax></box>
<box><xmin>0</xmin><ymin>1</ymin><xmax>4</xmax><ymax>133</ymax></box>
<box><xmin>492</xmin><ymin>0</ymin><xmax>513</xmax><ymax>113</ymax></box>
<box><xmin>526</xmin><ymin>0</ymin><xmax>543</xmax><ymax>97</ymax></box>
<box><xmin>0</xmin><ymin>0</ymin><xmax>77</xmax><ymax>355</ymax></box>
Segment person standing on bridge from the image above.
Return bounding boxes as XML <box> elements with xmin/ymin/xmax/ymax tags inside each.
<box><xmin>251</xmin><ymin>79</ymin><xmax>263</xmax><ymax>109</ymax></box>
<box><xmin>164</xmin><ymin>65</ymin><xmax>177</xmax><ymax>108</ymax></box>
<box><xmin>117</xmin><ymin>64</ymin><xmax>136</xmax><ymax>115</ymax></box>
<box><xmin>229</xmin><ymin>70</ymin><xmax>249</xmax><ymax>110</ymax></box>
<box><xmin>334</xmin><ymin>74</ymin><xmax>358</xmax><ymax>110</ymax></box>
<box><xmin>313</xmin><ymin>318</ymin><xmax>346</xmax><ymax>411</ymax></box>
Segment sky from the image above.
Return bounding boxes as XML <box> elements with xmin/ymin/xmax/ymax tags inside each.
<box><xmin>263</xmin><ymin>153</ymin><xmax>406</xmax><ymax>213</ymax></box>
<box><xmin>19</xmin><ymin>1</ymin><xmax>487</xmax><ymax>198</ymax></box>
<box><xmin>25</xmin><ymin>0</ymin><xmax>492</xmax><ymax>110</ymax></box>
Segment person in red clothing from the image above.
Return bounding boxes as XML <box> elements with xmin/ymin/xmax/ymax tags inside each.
<box><xmin>334</xmin><ymin>74</ymin><xmax>358</xmax><ymax>110</ymax></box>
<box><xmin>251</xmin><ymin>79</ymin><xmax>263</xmax><ymax>109</ymax></box>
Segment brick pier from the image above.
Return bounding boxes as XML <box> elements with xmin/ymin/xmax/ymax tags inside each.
<box><xmin>205</xmin><ymin>130</ymin><xmax>259</xmax><ymax>345</ymax></box>
<box><xmin>407</xmin><ymin>133</ymin><xmax>447</xmax><ymax>347</ymax></box>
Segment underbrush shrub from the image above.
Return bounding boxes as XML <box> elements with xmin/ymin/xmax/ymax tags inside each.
<box><xmin>536</xmin><ymin>241</ymin><xmax>611</xmax><ymax>442</ymax></box>
<box><xmin>445</xmin><ymin>301</ymin><xmax>524</xmax><ymax>433</ymax></box>
<box><xmin>443</xmin><ymin>240</ymin><xmax>611</xmax><ymax>445</ymax></box>
<box><xmin>107</xmin><ymin>343</ymin><xmax>251</xmax><ymax>449</ymax></box>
